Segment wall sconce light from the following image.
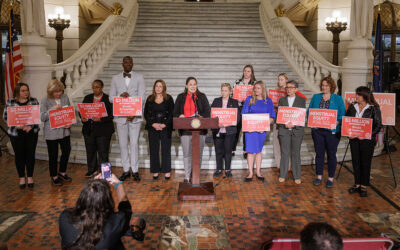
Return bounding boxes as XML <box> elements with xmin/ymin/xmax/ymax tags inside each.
<box><xmin>48</xmin><ymin>7</ymin><xmax>71</xmax><ymax>63</ymax></box>
<box><xmin>325</xmin><ymin>10</ymin><xmax>347</xmax><ymax>66</ymax></box>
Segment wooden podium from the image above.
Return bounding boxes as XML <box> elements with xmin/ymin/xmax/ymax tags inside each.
<box><xmin>173</xmin><ymin>117</ymin><xmax>219</xmax><ymax>201</ymax></box>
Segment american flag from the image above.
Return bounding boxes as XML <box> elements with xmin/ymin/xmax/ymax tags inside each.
<box><xmin>5</xmin><ymin>9</ymin><xmax>23</xmax><ymax>101</ymax></box>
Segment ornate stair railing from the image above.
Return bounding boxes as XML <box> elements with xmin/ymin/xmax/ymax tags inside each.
<box><xmin>259</xmin><ymin>0</ymin><xmax>341</xmax><ymax>93</ymax></box>
<box><xmin>52</xmin><ymin>0</ymin><xmax>139</xmax><ymax>99</ymax></box>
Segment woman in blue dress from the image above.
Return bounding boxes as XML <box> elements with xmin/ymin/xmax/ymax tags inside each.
<box><xmin>242</xmin><ymin>81</ymin><xmax>275</xmax><ymax>182</ymax></box>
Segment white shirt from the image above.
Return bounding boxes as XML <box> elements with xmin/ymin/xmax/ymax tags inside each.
<box><xmin>124</xmin><ymin>71</ymin><xmax>132</xmax><ymax>87</ymax></box>
<box><xmin>288</xmin><ymin>96</ymin><xmax>295</xmax><ymax>107</ymax></box>
<box><xmin>55</xmin><ymin>99</ymin><xmax>61</xmax><ymax>105</ymax></box>
<box><xmin>354</xmin><ymin>103</ymin><xmax>371</xmax><ymax>118</ymax></box>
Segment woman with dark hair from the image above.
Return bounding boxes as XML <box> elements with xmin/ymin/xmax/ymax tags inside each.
<box><xmin>81</xmin><ymin>79</ymin><xmax>114</xmax><ymax>178</ymax></box>
<box><xmin>173</xmin><ymin>77</ymin><xmax>210</xmax><ymax>183</ymax></box>
<box><xmin>347</xmin><ymin>86</ymin><xmax>382</xmax><ymax>197</ymax></box>
<box><xmin>307</xmin><ymin>76</ymin><xmax>345</xmax><ymax>188</ymax></box>
<box><xmin>144</xmin><ymin>80</ymin><xmax>174</xmax><ymax>180</ymax></box>
<box><xmin>3</xmin><ymin>83</ymin><xmax>39</xmax><ymax>188</ymax></box>
<box><xmin>233</xmin><ymin>65</ymin><xmax>257</xmax><ymax>159</ymax></box>
<box><xmin>241</xmin><ymin>81</ymin><xmax>275</xmax><ymax>182</ymax></box>
<box><xmin>211</xmin><ymin>83</ymin><xmax>240</xmax><ymax>178</ymax></box>
<box><xmin>40</xmin><ymin>79</ymin><xmax>72</xmax><ymax>186</ymax></box>
<box><xmin>59</xmin><ymin>174</ymin><xmax>132</xmax><ymax>249</ymax></box>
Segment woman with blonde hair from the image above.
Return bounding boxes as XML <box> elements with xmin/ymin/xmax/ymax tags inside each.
<box><xmin>40</xmin><ymin>79</ymin><xmax>72</xmax><ymax>186</ymax></box>
<box><xmin>241</xmin><ymin>81</ymin><xmax>275</xmax><ymax>182</ymax></box>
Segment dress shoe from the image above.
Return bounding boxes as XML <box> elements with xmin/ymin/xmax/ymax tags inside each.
<box><xmin>348</xmin><ymin>185</ymin><xmax>360</xmax><ymax>194</ymax></box>
<box><xmin>27</xmin><ymin>183</ymin><xmax>34</xmax><ymax>188</ymax></box>
<box><xmin>19</xmin><ymin>183</ymin><xmax>26</xmax><ymax>189</ymax></box>
<box><xmin>132</xmin><ymin>172</ymin><xmax>141</xmax><ymax>182</ymax></box>
<box><xmin>183</xmin><ymin>179</ymin><xmax>190</xmax><ymax>183</ymax></box>
<box><xmin>213</xmin><ymin>170</ymin><xmax>223</xmax><ymax>177</ymax></box>
<box><xmin>85</xmin><ymin>171</ymin><xmax>97</xmax><ymax>178</ymax></box>
<box><xmin>225</xmin><ymin>170</ymin><xmax>232</xmax><ymax>178</ymax></box>
<box><xmin>256</xmin><ymin>175</ymin><xmax>264</xmax><ymax>181</ymax></box>
<box><xmin>243</xmin><ymin>152</ymin><xmax>248</xmax><ymax>159</ymax></box>
<box><xmin>153</xmin><ymin>174</ymin><xmax>159</xmax><ymax>180</ymax></box>
<box><xmin>359</xmin><ymin>187</ymin><xmax>368</xmax><ymax>197</ymax></box>
<box><xmin>313</xmin><ymin>178</ymin><xmax>322</xmax><ymax>186</ymax></box>
<box><xmin>326</xmin><ymin>180</ymin><xmax>334</xmax><ymax>188</ymax></box>
<box><xmin>294</xmin><ymin>179</ymin><xmax>301</xmax><ymax>184</ymax></box>
<box><xmin>51</xmin><ymin>177</ymin><xmax>62</xmax><ymax>186</ymax></box>
<box><xmin>278</xmin><ymin>177</ymin><xmax>285</xmax><ymax>183</ymax></box>
<box><xmin>244</xmin><ymin>176</ymin><xmax>253</xmax><ymax>182</ymax></box>
<box><xmin>165</xmin><ymin>173</ymin><xmax>171</xmax><ymax>180</ymax></box>
<box><xmin>58</xmin><ymin>173</ymin><xmax>72</xmax><ymax>182</ymax></box>
<box><xmin>119</xmin><ymin>172</ymin><xmax>131</xmax><ymax>181</ymax></box>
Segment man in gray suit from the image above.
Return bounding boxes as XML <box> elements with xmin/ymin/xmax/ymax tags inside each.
<box><xmin>277</xmin><ymin>80</ymin><xmax>306</xmax><ymax>184</ymax></box>
<box><xmin>110</xmin><ymin>56</ymin><xmax>146</xmax><ymax>181</ymax></box>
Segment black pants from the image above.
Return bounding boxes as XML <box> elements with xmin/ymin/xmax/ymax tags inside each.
<box><xmin>312</xmin><ymin>129</ymin><xmax>340</xmax><ymax>178</ymax></box>
<box><xmin>213</xmin><ymin>133</ymin><xmax>235</xmax><ymax>171</ymax></box>
<box><xmin>84</xmin><ymin>134</ymin><xmax>112</xmax><ymax>173</ymax></box>
<box><xmin>9</xmin><ymin>132</ymin><xmax>38</xmax><ymax>178</ymax></box>
<box><xmin>46</xmin><ymin>136</ymin><xmax>71</xmax><ymax>177</ymax></box>
<box><xmin>148</xmin><ymin>129</ymin><xmax>172</xmax><ymax>173</ymax></box>
<box><xmin>350</xmin><ymin>138</ymin><xmax>375</xmax><ymax>186</ymax></box>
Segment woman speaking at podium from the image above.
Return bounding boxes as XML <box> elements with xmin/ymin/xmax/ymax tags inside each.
<box><xmin>173</xmin><ymin>77</ymin><xmax>210</xmax><ymax>183</ymax></box>
<box><xmin>241</xmin><ymin>81</ymin><xmax>275</xmax><ymax>182</ymax></box>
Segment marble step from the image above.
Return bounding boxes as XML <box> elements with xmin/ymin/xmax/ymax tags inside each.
<box><xmin>129</xmin><ymin>36</ymin><xmax>267</xmax><ymax>43</ymax></box>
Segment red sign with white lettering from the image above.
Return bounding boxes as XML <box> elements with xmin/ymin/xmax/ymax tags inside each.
<box><xmin>211</xmin><ymin>108</ymin><xmax>237</xmax><ymax>126</ymax></box>
<box><xmin>342</xmin><ymin>116</ymin><xmax>373</xmax><ymax>140</ymax></box>
<box><xmin>233</xmin><ymin>85</ymin><xmax>253</xmax><ymax>100</ymax></box>
<box><xmin>49</xmin><ymin>106</ymin><xmax>76</xmax><ymax>129</ymax></box>
<box><xmin>113</xmin><ymin>97</ymin><xmax>142</xmax><ymax>116</ymax></box>
<box><xmin>242</xmin><ymin>114</ymin><xmax>270</xmax><ymax>132</ymax></box>
<box><xmin>77</xmin><ymin>103</ymin><xmax>108</xmax><ymax>119</ymax></box>
<box><xmin>268</xmin><ymin>89</ymin><xmax>287</xmax><ymax>105</ymax></box>
<box><xmin>276</xmin><ymin>107</ymin><xmax>306</xmax><ymax>127</ymax></box>
<box><xmin>7</xmin><ymin>105</ymin><xmax>41</xmax><ymax>126</ymax></box>
<box><xmin>307</xmin><ymin>109</ymin><xmax>337</xmax><ymax>130</ymax></box>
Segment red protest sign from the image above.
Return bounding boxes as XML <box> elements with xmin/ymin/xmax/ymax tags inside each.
<box><xmin>345</xmin><ymin>92</ymin><xmax>396</xmax><ymax>126</ymax></box>
<box><xmin>276</xmin><ymin>107</ymin><xmax>306</xmax><ymax>127</ymax></box>
<box><xmin>233</xmin><ymin>85</ymin><xmax>253</xmax><ymax>100</ymax></box>
<box><xmin>268</xmin><ymin>89</ymin><xmax>287</xmax><ymax>105</ymax></box>
<box><xmin>113</xmin><ymin>97</ymin><xmax>142</xmax><ymax>116</ymax></box>
<box><xmin>242</xmin><ymin>114</ymin><xmax>270</xmax><ymax>132</ymax></box>
<box><xmin>77</xmin><ymin>103</ymin><xmax>108</xmax><ymax>119</ymax></box>
<box><xmin>7</xmin><ymin>105</ymin><xmax>41</xmax><ymax>127</ymax></box>
<box><xmin>211</xmin><ymin>108</ymin><xmax>237</xmax><ymax>126</ymax></box>
<box><xmin>49</xmin><ymin>106</ymin><xmax>76</xmax><ymax>129</ymax></box>
<box><xmin>342</xmin><ymin>116</ymin><xmax>373</xmax><ymax>139</ymax></box>
<box><xmin>307</xmin><ymin>109</ymin><xmax>337</xmax><ymax>130</ymax></box>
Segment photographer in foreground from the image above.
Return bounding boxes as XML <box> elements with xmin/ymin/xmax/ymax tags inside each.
<box><xmin>59</xmin><ymin>174</ymin><xmax>131</xmax><ymax>249</ymax></box>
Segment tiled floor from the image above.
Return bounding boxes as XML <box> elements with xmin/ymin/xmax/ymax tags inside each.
<box><xmin>0</xmin><ymin>140</ymin><xmax>399</xmax><ymax>249</ymax></box>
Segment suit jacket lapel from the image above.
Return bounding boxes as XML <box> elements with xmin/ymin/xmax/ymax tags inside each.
<box><xmin>293</xmin><ymin>96</ymin><xmax>302</xmax><ymax>108</ymax></box>
<box><xmin>119</xmin><ymin>73</ymin><xmax>128</xmax><ymax>92</ymax></box>
<box><xmin>282</xmin><ymin>96</ymin><xmax>289</xmax><ymax>106</ymax></box>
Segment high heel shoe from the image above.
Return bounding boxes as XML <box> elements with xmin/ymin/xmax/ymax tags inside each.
<box><xmin>19</xmin><ymin>183</ymin><xmax>26</xmax><ymax>189</ymax></box>
<box><xmin>27</xmin><ymin>183</ymin><xmax>34</xmax><ymax>188</ymax></box>
<box><xmin>244</xmin><ymin>175</ymin><xmax>253</xmax><ymax>182</ymax></box>
<box><xmin>256</xmin><ymin>175</ymin><xmax>264</xmax><ymax>181</ymax></box>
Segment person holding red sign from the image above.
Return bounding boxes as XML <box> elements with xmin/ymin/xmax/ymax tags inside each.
<box><xmin>307</xmin><ymin>76</ymin><xmax>345</xmax><ymax>188</ymax></box>
<box><xmin>277</xmin><ymin>80</ymin><xmax>306</xmax><ymax>184</ymax></box>
<box><xmin>109</xmin><ymin>56</ymin><xmax>146</xmax><ymax>182</ymax></box>
<box><xmin>346</xmin><ymin>86</ymin><xmax>382</xmax><ymax>197</ymax></box>
<box><xmin>233</xmin><ymin>65</ymin><xmax>257</xmax><ymax>159</ymax></box>
<box><xmin>144</xmin><ymin>80</ymin><xmax>174</xmax><ymax>180</ymax></box>
<box><xmin>241</xmin><ymin>81</ymin><xmax>275</xmax><ymax>182</ymax></box>
<box><xmin>173</xmin><ymin>77</ymin><xmax>210</xmax><ymax>183</ymax></box>
<box><xmin>3</xmin><ymin>83</ymin><xmax>39</xmax><ymax>188</ymax></box>
<box><xmin>40</xmin><ymin>79</ymin><xmax>73</xmax><ymax>186</ymax></box>
<box><xmin>211</xmin><ymin>83</ymin><xmax>241</xmax><ymax>178</ymax></box>
<box><xmin>81</xmin><ymin>80</ymin><xmax>115</xmax><ymax>178</ymax></box>
<box><xmin>272</xmin><ymin>73</ymin><xmax>307</xmax><ymax>169</ymax></box>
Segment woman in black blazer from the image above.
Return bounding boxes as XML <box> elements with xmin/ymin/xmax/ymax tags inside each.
<box><xmin>346</xmin><ymin>86</ymin><xmax>382</xmax><ymax>197</ymax></box>
<box><xmin>211</xmin><ymin>83</ymin><xmax>241</xmax><ymax>178</ymax></box>
<box><xmin>81</xmin><ymin>80</ymin><xmax>114</xmax><ymax>178</ymax></box>
<box><xmin>144</xmin><ymin>79</ymin><xmax>174</xmax><ymax>180</ymax></box>
<box><xmin>173</xmin><ymin>76</ymin><xmax>210</xmax><ymax>183</ymax></box>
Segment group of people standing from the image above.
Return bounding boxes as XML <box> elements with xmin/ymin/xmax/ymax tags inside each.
<box><xmin>3</xmin><ymin>58</ymin><xmax>383</xmax><ymax>197</ymax></box>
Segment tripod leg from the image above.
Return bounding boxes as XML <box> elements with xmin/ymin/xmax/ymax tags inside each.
<box><xmin>384</xmin><ymin>127</ymin><xmax>397</xmax><ymax>188</ymax></box>
<box><xmin>336</xmin><ymin>140</ymin><xmax>350</xmax><ymax>181</ymax></box>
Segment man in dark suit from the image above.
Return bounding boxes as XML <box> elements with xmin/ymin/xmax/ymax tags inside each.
<box><xmin>81</xmin><ymin>80</ymin><xmax>114</xmax><ymax>178</ymax></box>
<box><xmin>277</xmin><ymin>80</ymin><xmax>306</xmax><ymax>184</ymax></box>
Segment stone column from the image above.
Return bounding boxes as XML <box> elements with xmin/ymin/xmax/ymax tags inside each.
<box><xmin>20</xmin><ymin>0</ymin><xmax>52</xmax><ymax>102</ymax></box>
<box><xmin>341</xmin><ymin>0</ymin><xmax>374</xmax><ymax>97</ymax></box>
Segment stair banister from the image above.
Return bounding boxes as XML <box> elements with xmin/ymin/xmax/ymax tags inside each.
<box><xmin>259</xmin><ymin>0</ymin><xmax>341</xmax><ymax>93</ymax></box>
<box><xmin>51</xmin><ymin>0</ymin><xmax>138</xmax><ymax>99</ymax></box>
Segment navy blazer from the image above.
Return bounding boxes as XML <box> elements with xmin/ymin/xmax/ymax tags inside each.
<box><xmin>210</xmin><ymin>97</ymin><xmax>241</xmax><ymax>135</ymax></box>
